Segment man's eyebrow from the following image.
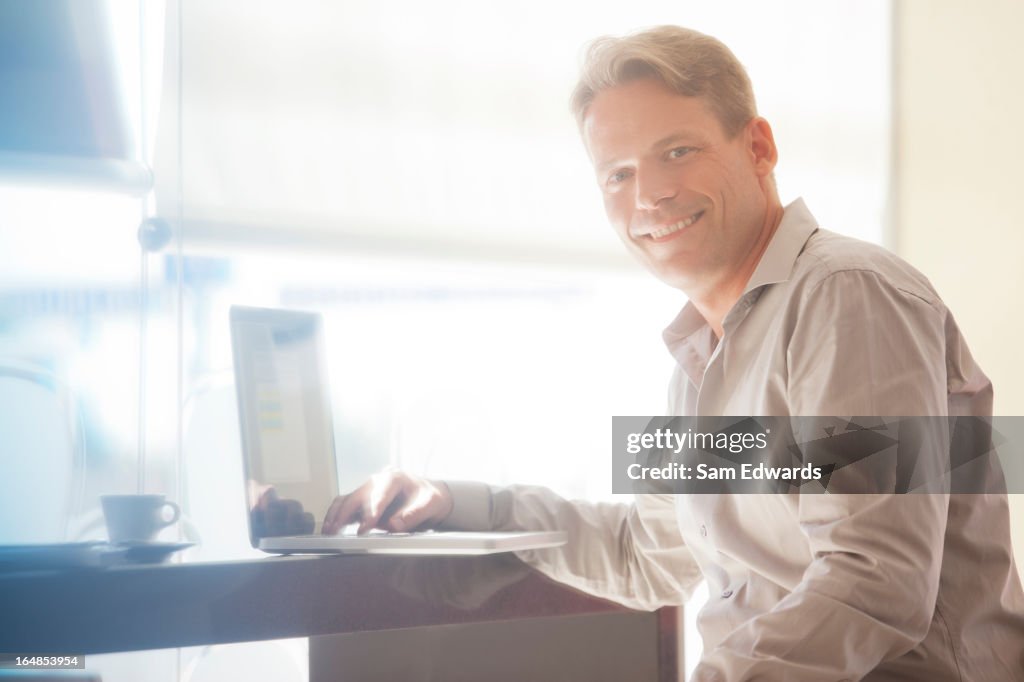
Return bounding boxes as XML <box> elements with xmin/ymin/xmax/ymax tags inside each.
<box><xmin>649</xmin><ymin>132</ymin><xmax>701</xmax><ymax>151</ymax></box>
<box><xmin>594</xmin><ymin>157</ymin><xmax>622</xmax><ymax>175</ymax></box>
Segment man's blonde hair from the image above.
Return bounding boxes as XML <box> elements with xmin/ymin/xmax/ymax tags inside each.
<box><xmin>570</xmin><ymin>26</ymin><xmax>756</xmax><ymax>137</ymax></box>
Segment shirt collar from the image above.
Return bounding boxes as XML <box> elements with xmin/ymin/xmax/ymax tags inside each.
<box><xmin>662</xmin><ymin>197</ymin><xmax>819</xmax><ymax>360</ymax></box>
<box><xmin>741</xmin><ymin>196</ymin><xmax>818</xmax><ymax>295</ymax></box>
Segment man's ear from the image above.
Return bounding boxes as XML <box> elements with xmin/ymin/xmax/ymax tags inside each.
<box><xmin>747</xmin><ymin>117</ymin><xmax>778</xmax><ymax>177</ymax></box>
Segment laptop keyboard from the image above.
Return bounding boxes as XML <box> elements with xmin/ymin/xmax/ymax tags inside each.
<box><xmin>292</xmin><ymin>531</ymin><xmax>425</xmax><ymax>538</ymax></box>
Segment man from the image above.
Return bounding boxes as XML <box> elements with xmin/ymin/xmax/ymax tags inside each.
<box><xmin>323</xmin><ymin>26</ymin><xmax>1024</xmax><ymax>679</ymax></box>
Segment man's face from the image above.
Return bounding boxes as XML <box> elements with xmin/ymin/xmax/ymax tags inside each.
<box><xmin>582</xmin><ymin>78</ymin><xmax>776</xmax><ymax>291</ymax></box>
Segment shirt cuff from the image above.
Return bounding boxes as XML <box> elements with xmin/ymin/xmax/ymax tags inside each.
<box><xmin>436</xmin><ymin>480</ymin><xmax>494</xmax><ymax>531</ymax></box>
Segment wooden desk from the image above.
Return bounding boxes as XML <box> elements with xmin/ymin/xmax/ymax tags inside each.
<box><xmin>0</xmin><ymin>554</ymin><xmax>680</xmax><ymax>680</ymax></box>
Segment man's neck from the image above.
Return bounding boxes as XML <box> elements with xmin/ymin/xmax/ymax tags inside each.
<box><xmin>689</xmin><ymin>201</ymin><xmax>785</xmax><ymax>339</ymax></box>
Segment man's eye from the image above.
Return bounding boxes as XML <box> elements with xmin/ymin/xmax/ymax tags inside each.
<box><xmin>608</xmin><ymin>169</ymin><xmax>632</xmax><ymax>185</ymax></box>
<box><xmin>668</xmin><ymin>147</ymin><xmax>694</xmax><ymax>159</ymax></box>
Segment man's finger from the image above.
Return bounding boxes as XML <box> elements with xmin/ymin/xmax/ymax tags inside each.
<box><xmin>324</xmin><ymin>486</ymin><xmax>368</xmax><ymax>535</ymax></box>
<box><xmin>321</xmin><ymin>494</ymin><xmax>347</xmax><ymax>535</ymax></box>
<box><xmin>386</xmin><ymin>500</ymin><xmax>430</xmax><ymax>532</ymax></box>
<box><xmin>386</xmin><ymin>480</ymin><xmax>445</xmax><ymax>532</ymax></box>
<box><xmin>359</xmin><ymin>471</ymin><xmax>404</xmax><ymax>534</ymax></box>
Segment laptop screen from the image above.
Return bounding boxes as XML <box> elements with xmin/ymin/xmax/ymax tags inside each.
<box><xmin>230</xmin><ymin>306</ymin><xmax>339</xmax><ymax>546</ymax></box>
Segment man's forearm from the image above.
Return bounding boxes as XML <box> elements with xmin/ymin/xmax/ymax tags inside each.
<box><xmin>442</xmin><ymin>481</ymin><xmax>702</xmax><ymax>610</ymax></box>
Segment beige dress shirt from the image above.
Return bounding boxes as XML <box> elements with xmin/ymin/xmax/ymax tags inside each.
<box><xmin>445</xmin><ymin>198</ymin><xmax>1024</xmax><ymax>680</ymax></box>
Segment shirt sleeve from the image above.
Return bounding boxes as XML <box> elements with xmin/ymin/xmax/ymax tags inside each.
<box><xmin>441</xmin><ymin>480</ymin><xmax>703</xmax><ymax>611</ymax></box>
<box><xmin>693</xmin><ymin>269</ymin><xmax>953</xmax><ymax>681</ymax></box>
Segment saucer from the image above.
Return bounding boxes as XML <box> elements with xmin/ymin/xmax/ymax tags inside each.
<box><xmin>113</xmin><ymin>541</ymin><xmax>196</xmax><ymax>565</ymax></box>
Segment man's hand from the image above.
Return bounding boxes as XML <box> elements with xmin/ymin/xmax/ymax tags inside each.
<box><xmin>322</xmin><ymin>469</ymin><xmax>454</xmax><ymax>535</ymax></box>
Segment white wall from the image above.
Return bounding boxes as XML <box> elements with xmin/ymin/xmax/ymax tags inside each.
<box><xmin>895</xmin><ymin>0</ymin><xmax>1024</xmax><ymax>572</ymax></box>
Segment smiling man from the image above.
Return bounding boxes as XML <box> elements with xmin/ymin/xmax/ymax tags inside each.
<box><xmin>324</xmin><ymin>26</ymin><xmax>1024</xmax><ymax>680</ymax></box>
<box><xmin>583</xmin><ymin>76</ymin><xmax>782</xmax><ymax>338</ymax></box>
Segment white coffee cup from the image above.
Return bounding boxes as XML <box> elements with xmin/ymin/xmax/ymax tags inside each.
<box><xmin>101</xmin><ymin>494</ymin><xmax>181</xmax><ymax>544</ymax></box>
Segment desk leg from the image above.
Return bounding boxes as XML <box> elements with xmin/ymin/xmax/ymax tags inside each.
<box><xmin>657</xmin><ymin>606</ymin><xmax>683</xmax><ymax>682</ymax></box>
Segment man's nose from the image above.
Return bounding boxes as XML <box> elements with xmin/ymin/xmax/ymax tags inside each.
<box><xmin>634</xmin><ymin>165</ymin><xmax>677</xmax><ymax>210</ymax></box>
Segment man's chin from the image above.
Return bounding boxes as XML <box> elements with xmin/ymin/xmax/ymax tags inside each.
<box><xmin>622</xmin><ymin>244</ymin><xmax>700</xmax><ymax>290</ymax></box>
<box><xmin>646</xmin><ymin>262</ymin><xmax>698</xmax><ymax>292</ymax></box>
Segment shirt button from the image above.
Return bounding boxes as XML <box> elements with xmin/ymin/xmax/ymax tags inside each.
<box><xmin>700</xmin><ymin>524</ymin><xmax>708</xmax><ymax>537</ymax></box>
<box><xmin>721</xmin><ymin>589</ymin><xmax>733</xmax><ymax>599</ymax></box>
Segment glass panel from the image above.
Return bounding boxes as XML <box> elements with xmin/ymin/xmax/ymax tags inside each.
<box><xmin>0</xmin><ymin>185</ymin><xmax>142</xmax><ymax>544</ymax></box>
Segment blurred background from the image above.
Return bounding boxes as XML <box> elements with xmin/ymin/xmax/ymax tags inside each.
<box><xmin>0</xmin><ymin>1</ymin><xmax>1020</xmax><ymax>680</ymax></box>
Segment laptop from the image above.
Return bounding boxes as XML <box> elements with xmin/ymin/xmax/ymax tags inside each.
<box><xmin>229</xmin><ymin>305</ymin><xmax>566</xmax><ymax>555</ymax></box>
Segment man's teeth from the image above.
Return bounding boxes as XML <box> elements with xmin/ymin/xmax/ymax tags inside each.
<box><xmin>650</xmin><ymin>211</ymin><xmax>703</xmax><ymax>239</ymax></box>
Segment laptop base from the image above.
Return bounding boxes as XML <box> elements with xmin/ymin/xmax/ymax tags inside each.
<box><xmin>259</xmin><ymin>530</ymin><xmax>566</xmax><ymax>555</ymax></box>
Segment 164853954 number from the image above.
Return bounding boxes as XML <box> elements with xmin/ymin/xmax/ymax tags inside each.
<box><xmin>0</xmin><ymin>655</ymin><xmax>84</xmax><ymax>670</ymax></box>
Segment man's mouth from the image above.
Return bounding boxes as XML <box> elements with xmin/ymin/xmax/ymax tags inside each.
<box><xmin>645</xmin><ymin>210</ymin><xmax>705</xmax><ymax>240</ymax></box>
